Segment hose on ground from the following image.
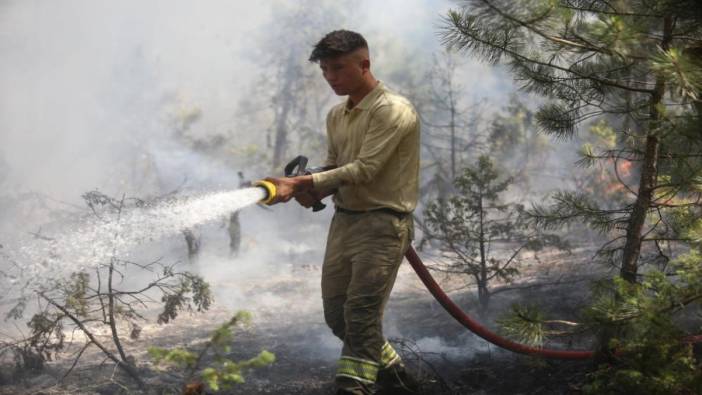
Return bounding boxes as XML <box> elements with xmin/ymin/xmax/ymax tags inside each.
<box><xmin>406</xmin><ymin>246</ymin><xmax>593</xmax><ymax>360</ymax></box>
<box><xmin>405</xmin><ymin>247</ymin><xmax>702</xmax><ymax>359</ymax></box>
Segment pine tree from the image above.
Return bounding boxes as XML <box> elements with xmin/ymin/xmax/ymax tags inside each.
<box><xmin>424</xmin><ymin>155</ymin><xmax>567</xmax><ymax>313</ymax></box>
<box><xmin>441</xmin><ymin>2</ymin><xmax>702</xmax><ymax>391</ymax></box>
<box><xmin>415</xmin><ymin>51</ymin><xmax>486</xmax><ymax>206</ymax></box>
<box><xmin>441</xmin><ymin>0</ymin><xmax>702</xmax><ymax>282</ymax></box>
<box><xmin>423</xmin><ymin>51</ymin><xmax>483</xmax><ymax>182</ymax></box>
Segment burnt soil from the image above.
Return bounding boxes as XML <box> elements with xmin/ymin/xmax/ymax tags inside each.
<box><xmin>0</xmin><ymin>248</ymin><xmax>599</xmax><ymax>395</ymax></box>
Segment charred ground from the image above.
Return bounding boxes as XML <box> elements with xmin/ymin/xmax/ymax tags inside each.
<box><xmin>0</xmin><ymin>246</ymin><xmax>599</xmax><ymax>395</ymax></box>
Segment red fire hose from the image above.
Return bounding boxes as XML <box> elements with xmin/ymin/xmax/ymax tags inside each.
<box><xmin>405</xmin><ymin>247</ymin><xmax>702</xmax><ymax>359</ymax></box>
<box><xmin>404</xmin><ymin>247</ymin><xmax>594</xmax><ymax>359</ymax></box>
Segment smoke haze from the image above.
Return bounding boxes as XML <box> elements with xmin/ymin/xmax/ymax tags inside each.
<box><xmin>0</xmin><ymin>0</ymin><xmax>514</xmax><ymax>202</ymax></box>
<box><xmin>0</xmin><ymin>0</ymin><xmax>538</xmax><ymax>373</ymax></box>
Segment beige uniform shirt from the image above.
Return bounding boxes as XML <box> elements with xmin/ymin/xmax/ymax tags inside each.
<box><xmin>312</xmin><ymin>82</ymin><xmax>420</xmax><ymax>213</ymax></box>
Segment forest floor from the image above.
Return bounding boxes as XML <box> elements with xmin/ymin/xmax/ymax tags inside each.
<box><xmin>0</xmin><ymin>244</ymin><xmax>603</xmax><ymax>395</ymax></box>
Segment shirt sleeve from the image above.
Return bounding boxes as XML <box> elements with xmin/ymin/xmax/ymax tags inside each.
<box><xmin>323</xmin><ymin>110</ymin><xmax>337</xmax><ymax>168</ymax></box>
<box><xmin>312</xmin><ymin>103</ymin><xmax>416</xmax><ymax>190</ymax></box>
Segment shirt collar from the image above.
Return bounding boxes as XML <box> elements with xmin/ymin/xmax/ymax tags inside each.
<box><xmin>344</xmin><ymin>81</ymin><xmax>385</xmax><ymax>113</ymax></box>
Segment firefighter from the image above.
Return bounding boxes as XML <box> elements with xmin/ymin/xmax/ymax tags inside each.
<box><xmin>265</xmin><ymin>30</ymin><xmax>420</xmax><ymax>395</ymax></box>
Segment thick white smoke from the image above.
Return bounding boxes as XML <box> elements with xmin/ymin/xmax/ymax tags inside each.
<box><xmin>0</xmin><ymin>0</ymin><xmax>519</xmax><ymax>367</ymax></box>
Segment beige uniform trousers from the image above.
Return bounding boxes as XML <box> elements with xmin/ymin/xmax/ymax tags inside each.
<box><xmin>321</xmin><ymin>209</ymin><xmax>413</xmax><ymax>385</ymax></box>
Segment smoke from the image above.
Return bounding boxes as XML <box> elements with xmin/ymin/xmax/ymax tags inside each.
<box><xmin>0</xmin><ymin>0</ymin><xmax>515</xmax><ymax>198</ymax></box>
<box><xmin>0</xmin><ymin>1</ymin><xmax>269</xmax><ymax>200</ymax></box>
<box><xmin>414</xmin><ymin>335</ymin><xmax>491</xmax><ymax>359</ymax></box>
<box><xmin>0</xmin><ymin>0</ymin><xmax>528</xmax><ymax>369</ymax></box>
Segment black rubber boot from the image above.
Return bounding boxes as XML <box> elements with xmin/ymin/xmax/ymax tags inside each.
<box><xmin>375</xmin><ymin>363</ymin><xmax>420</xmax><ymax>394</ymax></box>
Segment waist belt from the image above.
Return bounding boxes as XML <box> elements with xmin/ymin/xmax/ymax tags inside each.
<box><xmin>335</xmin><ymin>206</ymin><xmax>409</xmax><ymax>219</ymax></box>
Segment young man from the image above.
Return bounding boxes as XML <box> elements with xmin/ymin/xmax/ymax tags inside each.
<box><xmin>265</xmin><ymin>30</ymin><xmax>420</xmax><ymax>395</ymax></box>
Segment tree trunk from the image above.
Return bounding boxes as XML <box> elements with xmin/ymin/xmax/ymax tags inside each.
<box><xmin>228</xmin><ymin>211</ymin><xmax>241</xmax><ymax>256</ymax></box>
<box><xmin>477</xmin><ymin>283</ymin><xmax>490</xmax><ymax>314</ymax></box>
<box><xmin>620</xmin><ymin>135</ymin><xmax>659</xmax><ymax>281</ymax></box>
<box><xmin>450</xmin><ymin>94</ymin><xmax>456</xmax><ymax>181</ymax></box>
<box><xmin>272</xmin><ymin>55</ymin><xmax>296</xmax><ymax>172</ymax></box>
<box><xmin>478</xmin><ymin>189</ymin><xmax>489</xmax><ymax>313</ymax></box>
<box><xmin>107</xmin><ymin>259</ymin><xmax>131</xmax><ymax>367</ymax></box>
<box><xmin>620</xmin><ymin>16</ymin><xmax>673</xmax><ymax>283</ymax></box>
<box><xmin>182</xmin><ymin>229</ymin><xmax>200</xmax><ymax>263</ymax></box>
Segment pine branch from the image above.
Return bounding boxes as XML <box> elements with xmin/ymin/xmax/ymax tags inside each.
<box><xmin>527</xmin><ymin>191</ymin><xmax>629</xmax><ymax>232</ymax></box>
<box><xmin>441</xmin><ymin>9</ymin><xmax>656</xmax><ymax>94</ymax></box>
<box><xmin>479</xmin><ymin>0</ymin><xmax>625</xmax><ymax>57</ymax></box>
<box><xmin>535</xmin><ymin>102</ymin><xmax>579</xmax><ymax>138</ymax></box>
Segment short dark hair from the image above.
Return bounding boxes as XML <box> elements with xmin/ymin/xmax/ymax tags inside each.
<box><xmin>309</xmin><ymin>30</ymin><xmax>368</xmax><ymax>62</ymax></box>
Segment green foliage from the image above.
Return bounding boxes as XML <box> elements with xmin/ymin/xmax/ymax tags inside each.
<box><xmin>148</xmin><ymin>347</ymin><xmax>198</xmax><ymax>369</ymax></box>
<box><xmin>442</xmin><ymin>0</ymin><xmax>702</xmax><ymax>270</ymax></box>
<box><xmin>651</xmin><ymin>47</ymin><xmax>702</xmax><ymax>101</ymax></box>
<box><xmin>657</xmin><ymin>113</ymin><xmax>702</xmax><ymax>196</ymax></box>
<box><xmin>149</xmin><ymin>312</ymin><xmax>275</xmax><ymax>392</ymax></box>
<box><xmin>489</xmin><ymin>97</ymin><xmax>531</xmax><ymax>154</ymax></box>
<box><xmin>200</xmin><ymin>351</ymin><xmax>276</xmax><ymax>391</ymax></box>
<box><xmin>535</xmin><ymin>102</ymin><xmax>577</xmax><ymax>139</ymax></box>
<box><xmin>581</xmin><ymin>255</ymin><xmax>702</xmax><ymax>394</ymax></box>
<box><xmin>157</xmin><ymin>273</ymin><xmax>213</xmax><ymax>324</ymax></box>
<box><xmin>575</xmin><ymin>120</ymin><xmax>617</xmax><ymax>170</ymax></box>
<box><xmin>497</xmin><ymin>304</ymin><xmax>546</xmax><ymax>347</ymax></box>
<box><xmin>425</xmin><ymin>155</ymin><xmax>568</xmax><ymax>310</ymax></box>
<box><xmin>686</xmin><ymin>216</ymin><xmax>702</xmax><ymax>246</ymax></box>
<box><xmin>440</xmin><ymin>0</ymin><xmax>702</xmax><ymax>143</ymax></box>
<box><xmin>498</xmin><ymin>255</ymin><xmax>702</xmax><ymax>394</ymax></box>
<box><xmin>528</xmin><ymin>191</ymin><xmax>624</xmax><ymax>233</ymax></box>
<box><xmin>441</xmin><ymin>1</ymin><xmax>702</xmax><ymax>391</ymax></box>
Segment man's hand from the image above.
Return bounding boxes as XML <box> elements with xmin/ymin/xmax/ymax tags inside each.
<box><xmin>294</xmin><ymin>190</ymin><xmax>319</xmax><ymax>208</ymax></box>
<box><xmin>263</xmin><ymin>175</ymin><xmax>314</xmax><ymax>205</ymax></box>
<box><xmin>295</xmin><ymin>188</ymin><xmax>338</xmax><ymax>209</ymax></box>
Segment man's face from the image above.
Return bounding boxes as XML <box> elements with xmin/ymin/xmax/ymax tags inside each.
<box><xmin>319</xmin><ymin>52</ymin><xmax>366</xmax><ymax>96</ymax></box>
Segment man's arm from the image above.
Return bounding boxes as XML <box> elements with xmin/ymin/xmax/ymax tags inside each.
<box><xmin>311</xmin><ymin>103</ymin><xmax>416</xmax><ymax>191</ymax></box>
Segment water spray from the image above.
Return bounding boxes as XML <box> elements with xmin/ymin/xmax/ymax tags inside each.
<box><xmin>0</xmin><ymin>156</ymin><xmax>321</xmax><ymax>295</ymax></box>
<box><xmin>1</xmin><ymin>188</ymin><xmax>269</xmax><ymax>295</ymax></box>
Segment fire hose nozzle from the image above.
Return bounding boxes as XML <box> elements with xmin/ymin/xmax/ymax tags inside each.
<box><xmin>252</xmin><ymin>155</ymin><xmax>327</xmax><ymax>210</ymax></box>
<box><xmin>254</xmin><ymin>180</ymin><xmax>277</xmax><ymax>205</ymax></box>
